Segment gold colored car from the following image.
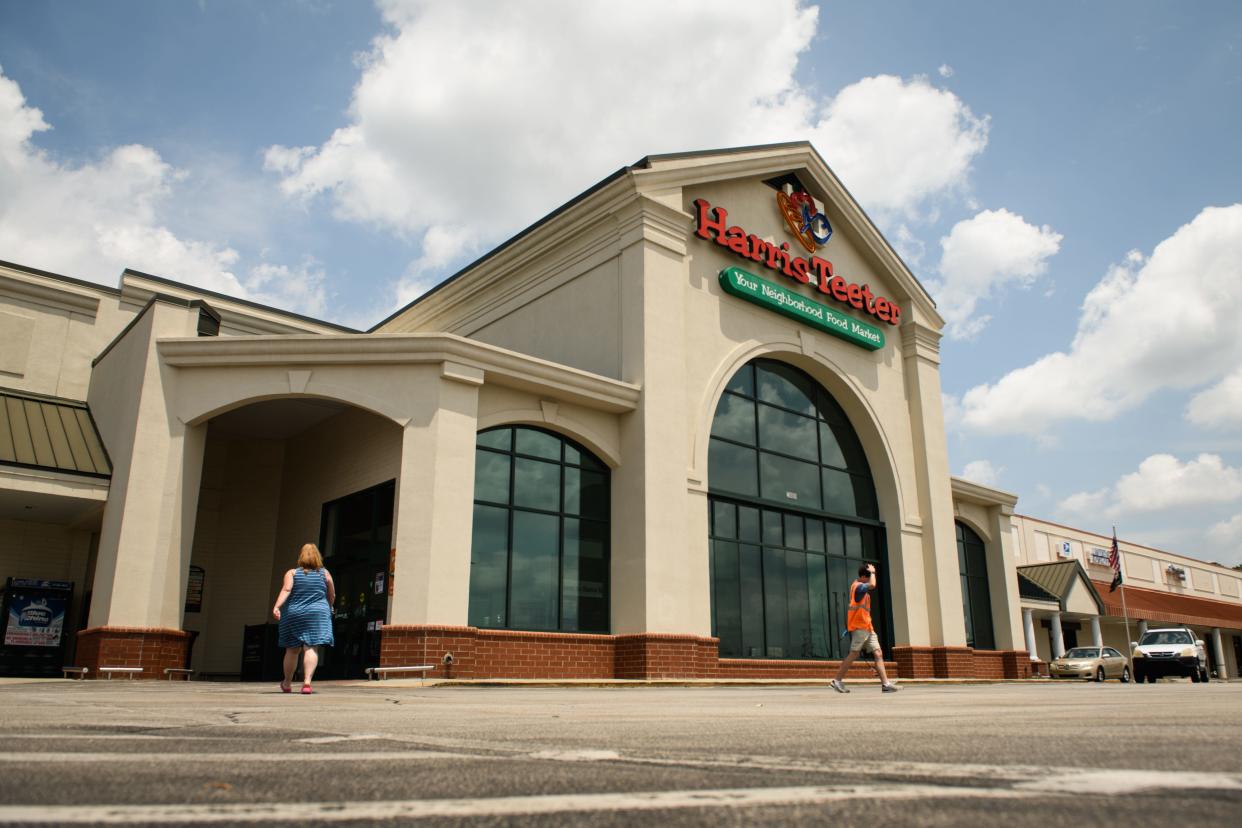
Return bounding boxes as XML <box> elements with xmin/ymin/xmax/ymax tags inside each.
<box><xmin>1049</xmin><ymin>646</ymin><xmax>1131</xmax><ymax>682</ymax></box>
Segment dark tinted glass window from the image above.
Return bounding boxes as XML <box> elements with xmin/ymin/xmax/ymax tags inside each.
<box><xmin>707</xmin><ymin>359</ymin><xmax>888</xmax><ymax>661</ymax></box>
<box><xmin>467</xmin><ymin>426</ymin><xmax>610</xmax><ymax>633</ymax></box>
<box><xmin>956</xmin><ymin>522</ymin><xmax>994</xmax><ymax>650</ymax></box>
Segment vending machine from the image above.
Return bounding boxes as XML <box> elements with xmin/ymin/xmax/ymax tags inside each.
<box><xmin>0</xmin><ymin>578</ymin><xmax>74</xmax><ymax>677</ymax></box>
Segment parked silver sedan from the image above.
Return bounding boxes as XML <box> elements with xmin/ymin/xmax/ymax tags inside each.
<box><xmin>1049</xmin><ymin>646</ymin><xmax>1130</xmax><ymax>682</ymax></box>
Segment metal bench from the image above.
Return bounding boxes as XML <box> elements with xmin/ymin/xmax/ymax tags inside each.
<box><xmin>99</xmin><ymin>666</ymin><xmax>143</xmax><ymax>680</ymax></box>
<box><xmin>163</xmin><ymin>668</ymin><xmax>194</xmax><ymax>681</ymax></box>
<box><xmin>364</xmin><ymin>665</ymin><xmax>436</xmax><ymax>684</ymax></box>
<box><xmin>62</xmin><ymin>666</ymin><xmax>89</xmax><ymax>680</ymax></box>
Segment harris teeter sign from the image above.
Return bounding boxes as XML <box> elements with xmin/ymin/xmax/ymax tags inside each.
<box><xmin>720</xmin><ymin>267</ymin><xmax>884</xmax><ymax>351</ymax></box>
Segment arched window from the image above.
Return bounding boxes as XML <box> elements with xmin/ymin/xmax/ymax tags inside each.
<box><xmin>956</xmin><ymin>522</ymin><xmax>994</xmax><ymax>650</ymax></box>
<box><xmin>468</xmin><ymin>426</ymin><xmax>609</xmax><ymax>633</ymax></box>
<box><xmin>708</xmin><ymin>359</ymin><xmax>886</xmax><ymax>660</ymax></box>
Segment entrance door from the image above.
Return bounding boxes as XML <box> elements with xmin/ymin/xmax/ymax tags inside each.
<box><xmin>317</xmin><ymin>480</ymin><xmax>394</xmax><ymax>679</ymax></box>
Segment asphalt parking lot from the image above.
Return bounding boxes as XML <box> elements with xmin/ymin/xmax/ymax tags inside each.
<box><xmin>0</xmin><ymin>677</ymin><xmax>1238</xmax><ymax>825</ymax></box>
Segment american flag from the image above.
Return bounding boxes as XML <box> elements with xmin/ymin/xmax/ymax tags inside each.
<box><xmin>1108</xmin><ymin>528</ymin><xmax>1123</xmax><ymax>592</ymax></box>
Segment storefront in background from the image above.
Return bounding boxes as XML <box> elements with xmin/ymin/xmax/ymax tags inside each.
<box><xmin>1</xmin><ymin>142</ymin><xmax>1236</xmax><ymax>680</ymax></box>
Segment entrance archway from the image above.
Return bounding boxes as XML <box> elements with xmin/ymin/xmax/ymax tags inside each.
<box><xmin>185</xmin><ymin>397</ymin><xmax>401</xmax><ymax>680</ymax></box>
<box><xmin>707</xmin><ymin>358</ymin><xmax>889</xmax><ymax>660</ymax></box>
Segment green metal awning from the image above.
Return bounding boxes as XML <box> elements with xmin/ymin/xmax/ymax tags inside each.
<box><xmin>0</xmin><ymin>389</ymin><xmax>111</xmax><ymax>478</ymax></box>
<box><xmin>1018</xmin><ymin>560</ymin><xmax>1104</xmax><ymax>614</ymax></box>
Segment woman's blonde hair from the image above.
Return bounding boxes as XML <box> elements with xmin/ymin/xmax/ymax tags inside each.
<box><xmin>297</xmin><ymin>543</ymin><xmax>324</xmax><ymax>570</ymax></box>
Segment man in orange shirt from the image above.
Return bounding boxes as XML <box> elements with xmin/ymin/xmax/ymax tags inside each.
<box><xmin>830</xmin><ymin>563</ymin><xmax>899</xmax><ymax>693</ymax></box>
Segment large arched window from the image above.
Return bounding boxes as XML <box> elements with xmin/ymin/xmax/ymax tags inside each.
<box><xmin>956</xmin><ymin>522</ymin><xmax>994</xmax><ymax>650</ymax></box>
<box><xmin>708</xmin><ymin>359</ymin><xmax>886</xmax><ymax>660</ymax></box>
<box><xmin>468</xmin><ymin>426</ymin><xmax>609</xmax><ymax>633</ymax></box>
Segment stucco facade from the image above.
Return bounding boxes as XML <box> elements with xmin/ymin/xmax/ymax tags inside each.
<box><xmin>2</xmin><ymin>143</ymin><xmax>1234</xmax><ymax>681</ymax></box>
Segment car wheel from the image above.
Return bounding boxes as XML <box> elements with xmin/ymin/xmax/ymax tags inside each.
<box><xmin>1121</xmin><ymin>666</ymin><xmax>1130</xmax><ymax>683</ymax></box>
<box><xmin>1094</xmin><ymin>666</ymin><xmax>1105</xmax><ymax>682</ymax></box>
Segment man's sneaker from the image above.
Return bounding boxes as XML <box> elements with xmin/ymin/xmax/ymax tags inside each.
<box><xmin>881</xmin><ymin>683</ymin><xmax>901</xmax><ymax>693</ymax></box>
<box><xmin>830</xmin><ymin>679</ymin><xmax>849</xmax><ymax>694</ymax></box>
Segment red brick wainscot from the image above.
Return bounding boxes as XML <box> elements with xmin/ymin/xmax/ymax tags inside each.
<box><xmin>76</xmin><ymin>626</ymin><xmax>191</xmax><ymax>680</ymax></box>
<box><xmin>383</xmin><ymin>626</ymin><xmax>904</xmax><ymax>680</ymax></box>
<box><xmin>892</xmin><ymin>645</ymin><xmax>1034</xmax><ymax>679</ymax></box>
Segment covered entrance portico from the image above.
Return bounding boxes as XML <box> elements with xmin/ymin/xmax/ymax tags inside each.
<box><xmin>1018</xmin><ymin>560</ymin><xmax>1105</xmax><ymax>670</ymax></box>
<box><xmin>75</xmin><ymin>294</ymin><xmax>638</xmax><ymax>678</ymax></box>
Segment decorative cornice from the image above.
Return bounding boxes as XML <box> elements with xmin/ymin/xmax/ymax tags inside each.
<box><xmin>900</xmin><ymin>322</ymin><xmax>942</xmax><ymax>363</ymax></box>
<box><xmin>157</xmin><ymin>333</ymin><xmax>641</xmax><ymax>413</ymax></box>
<box><xmin>950</xmin><ymin>476</ymin><xmax>1020</xmax><ymax>509</ymax></box>
<box><xmin>0</xmin><ymin>269</ymin><xmax>102</xmax><ymax>316</ymax></box>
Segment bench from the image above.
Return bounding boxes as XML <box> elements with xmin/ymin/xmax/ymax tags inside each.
<box><xmin>62</xmin><ymin>666</ymin><xmax>89</xmax><ymax>680</ymax></box>
<box><xmin>164</xmin><ymin>668</ymin><xmax>195</xmax><ymax>681</ymax></box>
<box><xmin>365</xmin><ymin>665</ymin><xmax>436</xmax><ymax>684</ymax></box>
<box><xmin>99</xmin><ymin>666</ymin><xmax>143</xmax><ymax>680</ymax></box>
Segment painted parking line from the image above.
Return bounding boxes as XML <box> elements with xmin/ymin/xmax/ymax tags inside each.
<box><xmin>0</xmin><ymin>784</ymin><xmax>1042</xmax><ymax>824</ymax></box>
<box><xmin>0</xmin><ymin>750</ymin><xmax>465</xmax><ymax>764</ymax></box>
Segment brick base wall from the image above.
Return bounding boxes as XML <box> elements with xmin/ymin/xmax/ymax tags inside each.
<box><xmin>893</xmin><ymin>646</ymin><xmax>1035</xmax><ymax>679</ymax></box>
<box><xmin>76</xmin><ymin>627</ymin><xmax>191</xmax><ymax>680</ymax></box>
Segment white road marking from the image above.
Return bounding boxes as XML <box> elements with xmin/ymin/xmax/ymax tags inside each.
<box><xmin>529</xmin><ymin>748</ymin><xmax>622</xmax><ymax>761</ymax></box>
<box><xmin>0</xmin><ymin>784</ymin><xmax>1040</xmax><ymax>823</ymax></box>
<box><xmin>296</xmin><ymin>733</ymin><xmax>385</xmax><ymax>744</ymax></box>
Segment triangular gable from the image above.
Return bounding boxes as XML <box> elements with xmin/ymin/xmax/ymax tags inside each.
<box><xmin>1018</xmin><ymin>561</ymin><xmax>1105</xmax><ymax>615</ymax></box>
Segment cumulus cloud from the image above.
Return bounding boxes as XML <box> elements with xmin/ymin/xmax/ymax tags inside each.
<box><xmin>1207</xmin><ymin>514</ymin><xmax>1242</xmax><ymax>546</ymax></box>
<box><xmin>1059</xmin><ymin>454</ymin><xmax>1242</xmax><ymax>519</ymax></box>
<box><xmin>1186</xmin><ymin>368</ymin><xmax>1242</xmax><ymax>429</ymax></box>
<box><xmin>927</xmin><ymin>208</ymin><xmax>1062</xmax><ymax>339</ymax></box>
<box><xmin>960</xmin><ymin>204</ymin><xmax>1242</xmax><ymax>434</ymax></box>
<box><xmin>959</xmin><ymin>459</ymin><xmax>1002</xmax><ymax>487</ymax></box>
<box><xmin>266</xmin><ymin>0</ymin><xmax>989</xmax><ymax>301</ymax></box>
<box><xmin>0</xmin><ymin>66</ymin><xmax>331</xmax><ymax>319</ymax></box>
<box><xmin>938</xmin><ymin>64</ymin><xmax>955</xmax><ymax>78</ymax></box>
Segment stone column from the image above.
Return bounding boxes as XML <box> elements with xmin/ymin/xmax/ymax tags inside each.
<box><xmin>1138</xmin><ymin>620</ymin><xmax>1148</xmax><ymax>638</ymax></box>
<box><xmin>900</xmin><ymin>323</ymin><xmax>967</xmax><ymax>648</ymax></box>
<box><xmin>80</xmin><ymin>301</ymin><xmax>206</xmax><ymax>678</ymax></box>
<box><xmin>1091</xmin><ymin>616</ymin><xmax>1103</xmax><ymax>648</ymax></box>
<box><xmin>388</xmin><ymin>362</ymin><xmax>482</xmax><ymax>628</ymax></box>
<box><xmin>1023</xmin><ymin>608</ymin><xmax>1039</xmax><ymax>661</ymax></box>
<box><xmin>1049</xmin><ymin>611</ymin><xmax>1065</xmax><ymax>659</ymax></box>
<box><xmin>1212</xmin><ymin>628</ymin><xmax>1228</xmax><ymax>679</ymax></box>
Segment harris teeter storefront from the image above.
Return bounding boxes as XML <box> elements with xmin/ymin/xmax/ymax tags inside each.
<box><xmin>0</xmin><ymin>143</ymin><xmax>1036</xmax><ymax>680</ymax></box>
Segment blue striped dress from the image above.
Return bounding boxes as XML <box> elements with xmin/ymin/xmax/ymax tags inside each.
<box><xmin>278</xmin><ymin>568</ymin><xmax>334</xmax><ymax>648</ymax></box>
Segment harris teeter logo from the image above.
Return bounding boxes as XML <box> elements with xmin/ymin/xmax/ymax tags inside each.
<box><xmin>693</xmin><ymin>196</ymin><xmax>901</xmax><ymax>329</ymax></box>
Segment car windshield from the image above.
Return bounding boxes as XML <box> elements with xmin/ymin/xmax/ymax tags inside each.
<box><xmin>1140</xmin><ymin>631</ymin><xmax>1193</xmax><ymax>646</ymax></box>
<box><xmin>1064</xmin><ymin>648</ymin><xmax>1099</xmax><ymax>659</ymax></box>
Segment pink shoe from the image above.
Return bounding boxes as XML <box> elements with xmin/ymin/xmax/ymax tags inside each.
<box><xmin>300</xmin><ymin>685</ymin><xmax>313</xmax><ymax>695</ymax></box>
<box><xmin>279</xmin><ymin>681</ymin><xmax>292</xmax><ymax>693</ymax></box>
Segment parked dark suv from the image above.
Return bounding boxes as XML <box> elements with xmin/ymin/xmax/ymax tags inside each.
<box><xmin>1131</xmin><ymin>627</ymin><xmax>1209</xmax><ymax>683</ymax></box>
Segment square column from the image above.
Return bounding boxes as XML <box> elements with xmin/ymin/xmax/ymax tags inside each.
<box><xmin>388</xmin><ymin>363</ymin><xmax>482</xmax><ymax>627</ymax></box>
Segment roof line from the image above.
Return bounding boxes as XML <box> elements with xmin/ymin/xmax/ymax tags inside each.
<box><xmin>1014</xmin><ymin>513</ymin><xmax>1237</xmax><ymax>572</ymax></box>
<box><xmin>0</xmin><ymin>385</ymin><xmax>89</xmax><ymax>408</ymax></box>
<box><xmin>123</xmin><ymin>268</ymin><xmax>359</xmax><ymax>332</ymax></box>
<box><xmin>0</xmin><ymin>258</ymin><xmax>122</xmax><ymax>296</ymax></box>
<box><xmin>367</xmin><ymin>164</ymin><xmax>634</xmax><ymax>331</ymax></box>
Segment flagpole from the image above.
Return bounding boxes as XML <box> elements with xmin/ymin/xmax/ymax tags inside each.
<box><xmin>1114</xmin><ymin>526</ymin><xmax>1135</xmax><ymax>686</ymax></box>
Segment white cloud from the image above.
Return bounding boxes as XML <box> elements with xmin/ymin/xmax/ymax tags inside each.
<box><xmin>245</xmin><ymin>258</ymin><xmax>329</xmax><ymax>320</ymax></box>
<box><xmin>959</xmin><ymin>459</ymin><xmax>1001</xmax><ymax>486</ymax></box>
<box><xmin>1059</xmin><ymin>454</ymin><xmax>1242</xmax><ymax>519</ymax></box>
<box><xmin>1186</xmin><ymin>368</ymin><xmax>1242</xmax><ymax>430</ymax></box>
<box><xmin>1207</xmin><ymin>514</ymin><xmax>1242</xmax><ymax>546</ymax></box>
<box><xmin>960</xmin><ymin>204</ymin><xmax>1242</xmax><ymax>434</ymax></box>
<box><xmin>266</xmin><ymin>0</ymin><xmax>989</xmax><ymax>303</ymax></box>
<box><xmin>927</xmin><ymin>208</ymin><xmax>1062</xmax><ymax>339</ymax></box>
<box><xmin>938</xmin><ymin>64</ymin><xmax>955</xmax><ymax>78</ymax></box>
<box><xmin>0</xmin><ymin>66</ymin><xmax>329</xmax><ymax>319</ymax></box>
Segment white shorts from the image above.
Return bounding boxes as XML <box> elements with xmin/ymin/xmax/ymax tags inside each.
<box><xmin>849</xmin><ymin>630</ymin><xmax>880</xmax><ymax>655</ymax></box>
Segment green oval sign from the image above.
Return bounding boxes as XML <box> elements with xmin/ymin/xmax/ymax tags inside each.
<box><xmin>719</xmin><ymin>267</ymin><xmax>885</xmax><ymax>351</ymax></box>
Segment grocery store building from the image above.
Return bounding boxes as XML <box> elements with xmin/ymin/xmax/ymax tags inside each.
<box><xmin>1</xmin><ymin>143</ymin><xmax>1238</xmax><ymax>681</ymax></box>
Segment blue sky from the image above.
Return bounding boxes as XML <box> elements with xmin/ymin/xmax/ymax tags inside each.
<box><xmin>2</xmin><ymin>1</ymin><xmax>1241</xmax><ymax>564</ymax></box>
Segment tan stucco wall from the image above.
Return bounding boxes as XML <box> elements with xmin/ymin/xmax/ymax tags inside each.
<box><xmin>1012</xmin><ymin>515</ymin><xmax>1242</xmax><ymax>607</ymax></box>
<box><xmin>0</xmin><ymin>264</ymin><xmax>137</xmax><ymax>400</ymax></box>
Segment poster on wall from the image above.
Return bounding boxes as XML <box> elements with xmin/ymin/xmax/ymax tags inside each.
<box><xmin>185</xmin><ymin>566</ymin><xmax>205</xmax><ymax>613</ymax></box>
<box><xmin>4</xmin><ymin>591</ymin><xmax>67</xmax><ymax>648</ymax></box>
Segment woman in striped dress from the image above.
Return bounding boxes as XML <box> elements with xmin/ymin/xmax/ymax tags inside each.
<box><xmin>271</xmin><ymin>543</ymin><xmax>335</xmax><ymax>694</ymax></box>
